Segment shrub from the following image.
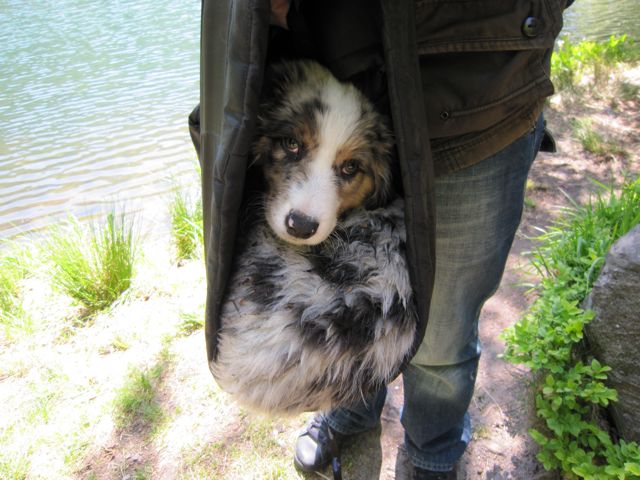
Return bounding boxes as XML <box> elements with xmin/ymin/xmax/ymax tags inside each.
<box><xmin>502</xmin><ymin>178</ymin><xmax>640</xmax><ymax>478</ymax></box>
<box><xmin>170</xmin><ymin>189</ymin><xmax>203</xmax><ymax>261</ymax></box>
<box><xmin>551</xmin><ymin>35</ymin><xmax>640</xmax><ymax>91</ymax></box>
<box><xmin>48</xmin><ymin>211</ymin><xmax>138</xmax><ymax>314</ymax></box>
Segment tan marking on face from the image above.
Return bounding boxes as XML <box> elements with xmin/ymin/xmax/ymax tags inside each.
<box><xmin>338</xmin><ymin>174</ymin><xmax>374</xmax><ymax>213</ymax></box>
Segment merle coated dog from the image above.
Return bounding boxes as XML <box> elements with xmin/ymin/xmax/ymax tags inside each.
<box><xmin>211</xmin><ymin>60</ymin><xmax>417</xmax><ymax>415</ymax></box>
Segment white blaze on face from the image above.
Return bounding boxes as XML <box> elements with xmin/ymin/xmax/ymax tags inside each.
<box><xmin>269</xmin><ymin>79</ymin><xmax>363</xmax><ymax>246</ymax></box>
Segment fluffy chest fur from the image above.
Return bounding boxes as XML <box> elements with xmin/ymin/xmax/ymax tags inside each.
<box><xmin>212</xmin><ymin>198</ymin><xmax>416</xmax><ymax>415</ymax></box>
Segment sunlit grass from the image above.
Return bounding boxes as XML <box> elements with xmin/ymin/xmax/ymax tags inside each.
<box><xmin>176</xmin><ymin>310</ymin><xmax>204</xmax><ymax>336</ymax></box>
<box><xmin>112</xmin><ymin>342</ymin><xmax>173</xmax><ymax>432</ymax></box>
<box><xmin>170</xmin><ymin>189</ymin><xmax>203</xmax><ymax>261</ymax></box>
<box><xmin>47</xmin><ymin>211</ymin><xmax>138</xmax><ymax>314</ymax></box>
<box><xmin>178</xmin><ymin>416</ymin><xmax>308</xmax><ymax>480</ymax></box>
<box><xmin>0</xmin><ymin>240</ymin><xmax>35</xmax><ymax>340</ymax></box>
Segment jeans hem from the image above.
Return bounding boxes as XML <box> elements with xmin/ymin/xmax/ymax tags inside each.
<box><xmin>325</xmin><ymin>414</ymin><xmax>377</xmax><ymax>437</ymax></box>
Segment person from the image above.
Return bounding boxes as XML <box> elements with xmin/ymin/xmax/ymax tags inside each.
<box><xmin>189</xmin><ymin>0</ymin><xmax>572</xmax><ymax>478</ymax></box>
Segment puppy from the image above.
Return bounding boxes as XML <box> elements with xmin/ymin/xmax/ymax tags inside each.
<box><xmin>211</xmin><ymin>60</ymin><xmax>416</xmax><ymax>415</ymax></box>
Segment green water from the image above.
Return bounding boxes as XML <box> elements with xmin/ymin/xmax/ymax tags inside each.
<box><xmin>562</xmin><ymin>0</ymin><xmax>640</xmax><ymax>41</ymax></box>
<box><xmin>0</xmin><ymin>0</ymin><xmax>637</xmax><ymax>238</ymax></box>
<box><xmin>0</xmin><ymin>0</ymin><xmax>200</xmax><ymax>237</ymax></box>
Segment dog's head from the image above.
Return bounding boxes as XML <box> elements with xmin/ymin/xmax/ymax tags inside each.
<box><xmin>253</xmin><ymin>60</ymin><xmax>393</xmax><ymax>246</ymax></box>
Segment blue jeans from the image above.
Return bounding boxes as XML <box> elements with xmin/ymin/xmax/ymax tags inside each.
<box><xmin>324</xmin><ymin>115</ymin><xmax>545</xmax><ymax>471</ymax></box>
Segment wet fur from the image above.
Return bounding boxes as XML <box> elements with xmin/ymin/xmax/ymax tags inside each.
<box><xmin>211</xmin><ymin>61</ymin><xmax>416</xmax><ymax>415</ymax></box>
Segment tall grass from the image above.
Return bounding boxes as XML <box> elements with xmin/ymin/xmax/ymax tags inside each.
<box><xmin>552</xmin><ymin>35</ymin><xmax>640</xmax><ymax>91</ymax></box>
<box><xmin>0</xmin><ymin>241</ymin><xmax>34</xmax><ymax>339</ymax></box>
<box><xmin>48</xmin><ymin>211</ymin><xmax>138</xmax><ymax>314</ymax></box>
<box><xmin>170</xmin><ymin>189</ymin><xmax>203</xmax><ymax>261</ymax></box>
<box><xmin>503</xmin><ymin>177</ymin><xmax>640</xmax><ymax>478</ymax></box>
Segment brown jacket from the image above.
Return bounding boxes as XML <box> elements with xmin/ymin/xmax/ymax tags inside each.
<box><xmin>416</xmin><ymin>0</ymin><xmax>567</xmax><ymax>174</ymax></box>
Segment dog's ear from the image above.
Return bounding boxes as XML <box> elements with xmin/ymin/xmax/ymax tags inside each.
<box><xmin>365</xmin><ymin>121</ymin><xmax>394</xmax><ymax>209</ymax></box>
<box><xmin>250</xmin><ymin>134</ymin><xmax>272</xmax><ymax>167</ymax></box>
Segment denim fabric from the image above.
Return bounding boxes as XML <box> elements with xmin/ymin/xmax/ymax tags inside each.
<box><xmin>325</xmin><ymin>115</ymin><xmax>545</xmax><ymax>471</ymax></box>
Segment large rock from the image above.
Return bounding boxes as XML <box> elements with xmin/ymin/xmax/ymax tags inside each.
<box><xmin>584</xmin><ymin>224</ymin><xmax>640</xmax><ymax>443</ymax></box>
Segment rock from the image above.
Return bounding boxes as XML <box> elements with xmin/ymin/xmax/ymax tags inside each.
<box><xmin>584</xmin><ymin>224</ymin><xmax>640</xmax><ymax>443</ymax></box>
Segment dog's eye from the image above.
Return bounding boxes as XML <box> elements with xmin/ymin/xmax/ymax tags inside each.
<box><xmin>340</xmin><ymin>160</ymin><xmax>360</xmax><ymax>178</ymax></box>
<box><xmin>281</xmin><ymin>137</ymin><xmax>300</xmax><ymax>155</ymax></box>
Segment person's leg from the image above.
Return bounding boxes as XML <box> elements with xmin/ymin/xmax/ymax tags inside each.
<box><xmin>295</xmin><ymin>115</ymin><xmax>545</xmax><ymax>472</ymax></box>
<box><xmin>403</xmin><ymin>116</ymin><xmax>545</xmax><ymax>472</ymax></box>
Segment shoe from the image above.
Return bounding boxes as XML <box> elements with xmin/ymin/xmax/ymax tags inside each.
<box><xmin>294</xmin><ymin>414</ymin><xmax>344</xmax><ymax>472</ymax></box>
<box><xmin>413</xmin><ymin>465</ymin><xmax>457</xmax><ymax>480</ymax></box>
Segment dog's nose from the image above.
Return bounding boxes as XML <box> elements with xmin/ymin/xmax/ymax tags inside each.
<box><xmin>285</xmin><ymin>210</ymin><xmax>319</xmax><ymax>239</ymax></box>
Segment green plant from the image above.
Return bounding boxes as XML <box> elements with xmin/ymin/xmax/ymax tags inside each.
<box><xmin>0</xmin><ymin>241</ymin><xmax>34</xmax><ymax>339</ymax></box>
<box><xmin>503</xmin><ymin>178</ymin><xmax>640</xmax><ymax>478</ymax></box>
<box><xmin>570</xmin><ymin>118</ymin><xmax>628</xmax><ymax>158</ymax></box>
<box><xmin>177</xmin><ymin>311</ymin><xmax>204</xmax><ymax>336</ymax></box>
<box><xmin>47</xmin><ymin>211</ymin><xmax>138</xmax><ymax>314</ymax></box>
<box><xmin>619</xmin><ymin>82</ymin><xmax>640</xmax><ymax>102</ymax></box>
<box><xmin>0</xmin><ymin>453</ymin><xmax>30</xmax><ymax>480</ymax></box>
<box><xmin>113</xmin><ymin>344</ymin><xmax>172</xmax><ymax>432</ymax></box>
<box><xmin>551</xmin><ymin>35</ymin><xmax>640</xmax><ymax>91</ymax></box>
<box><xmin>170</xmin><ymin>189</ymin><xmax>203</xmax><ymax>261</ymax></box>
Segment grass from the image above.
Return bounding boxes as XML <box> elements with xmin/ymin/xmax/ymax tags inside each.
<box><xmin>177</xmin><ymin>310</ymin><xmax>204</xmax><ymax>336</ymax></box>
<box><xmin>619</xmin><ymin>81</ymin><xmax>640</xmax><ymax>102</ymax></box>
<box><xmin>0</xmin><ymin>452</ymin><xmax>30</xmax><ymax>480</ymax></box>
<box><xmin>502</xmin><ymin>177</ymin><xmax>640</xmax><ymax>478</ymax></box>
<box><xmin>179</xmin><ymin>417</ymin><xmax>307</xmax><ymax>480</ymax></box>
<box><xmin>0</xmin><ymin>240</ymin><xmax>34</xmax><ymax>340</ymax></box>
<box><xmin>170</xmin><ymin>189</ymin><xmax>203</xmax><ymax>261</ymax></box>
<box><xmin>47</xmin><ymin>211</ymin><xmax>138</xmax><ymax>314</ymax></box>
<box><xmin>112</xmin><ymin>343</ymin><xmax>173</xmax><ymax>432</ymax></box>
<box><xmin>570</xmin><ymin>118</ymin><xmax>628</xmax><ymax>158</ymax></box>
<box><xmin>551</xmin><ymin>35</ymin><xmax>640</xmax><ymax>91</ymax></box>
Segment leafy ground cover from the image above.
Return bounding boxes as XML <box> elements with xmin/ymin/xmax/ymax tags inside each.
<box><xmin>503</xmin><ymin>179</ymin><xmax>640</xmax><ymax>479</ymax></box>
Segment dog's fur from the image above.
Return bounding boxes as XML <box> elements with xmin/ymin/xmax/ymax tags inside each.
<box><xmin>211</xmin><ymin>60</ymin><xmax>416</xmax><ymax>415</ymax></box>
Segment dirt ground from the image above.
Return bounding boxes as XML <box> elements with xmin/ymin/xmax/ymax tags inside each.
<box><xmin>0</xmin><ymin>69</ymin><xmax>637</xmax><ymax>480</ymax></box>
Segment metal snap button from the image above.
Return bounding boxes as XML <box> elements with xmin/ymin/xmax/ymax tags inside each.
<box><xmin>440</xmin><ymin>110</ymin><xmax>450</xmax><ymax>120</ymax></box>
<box><xmin>522</xmin><ymin>16</ymin><xmax>540</xmax><ymax>38</ymax></box>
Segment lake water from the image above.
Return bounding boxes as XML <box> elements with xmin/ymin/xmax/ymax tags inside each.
<box><xmin>0</xmin><ymin>0</ymin><xmax>200</xmax><ymax>238</ymax></box>
<box><xmin>0</xmin><ymin>0</ymin><xmax>638</xmax><ymax>239</ymax></box>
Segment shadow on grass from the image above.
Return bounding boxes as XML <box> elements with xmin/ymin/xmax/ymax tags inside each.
<box><xmin>76</xmin><ymin>346</ymin><xmax>174</xmax><ymax>480</ymax></box>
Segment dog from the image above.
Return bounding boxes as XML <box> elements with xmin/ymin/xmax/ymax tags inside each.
<box><xmin>211</xmin><ymin>60</ymin><xmax>417</xmax><ymax>415</ymax></box>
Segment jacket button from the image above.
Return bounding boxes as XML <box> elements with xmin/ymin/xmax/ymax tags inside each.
<box><xmin>440</xmin><ymin>111</ymin><xmax>450</xmax><ymax>120</ymax></box>
<box><xmin>522</xmin><ymin>16</ymin><xmax>540</xmax><ymax>37</ymax></box>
